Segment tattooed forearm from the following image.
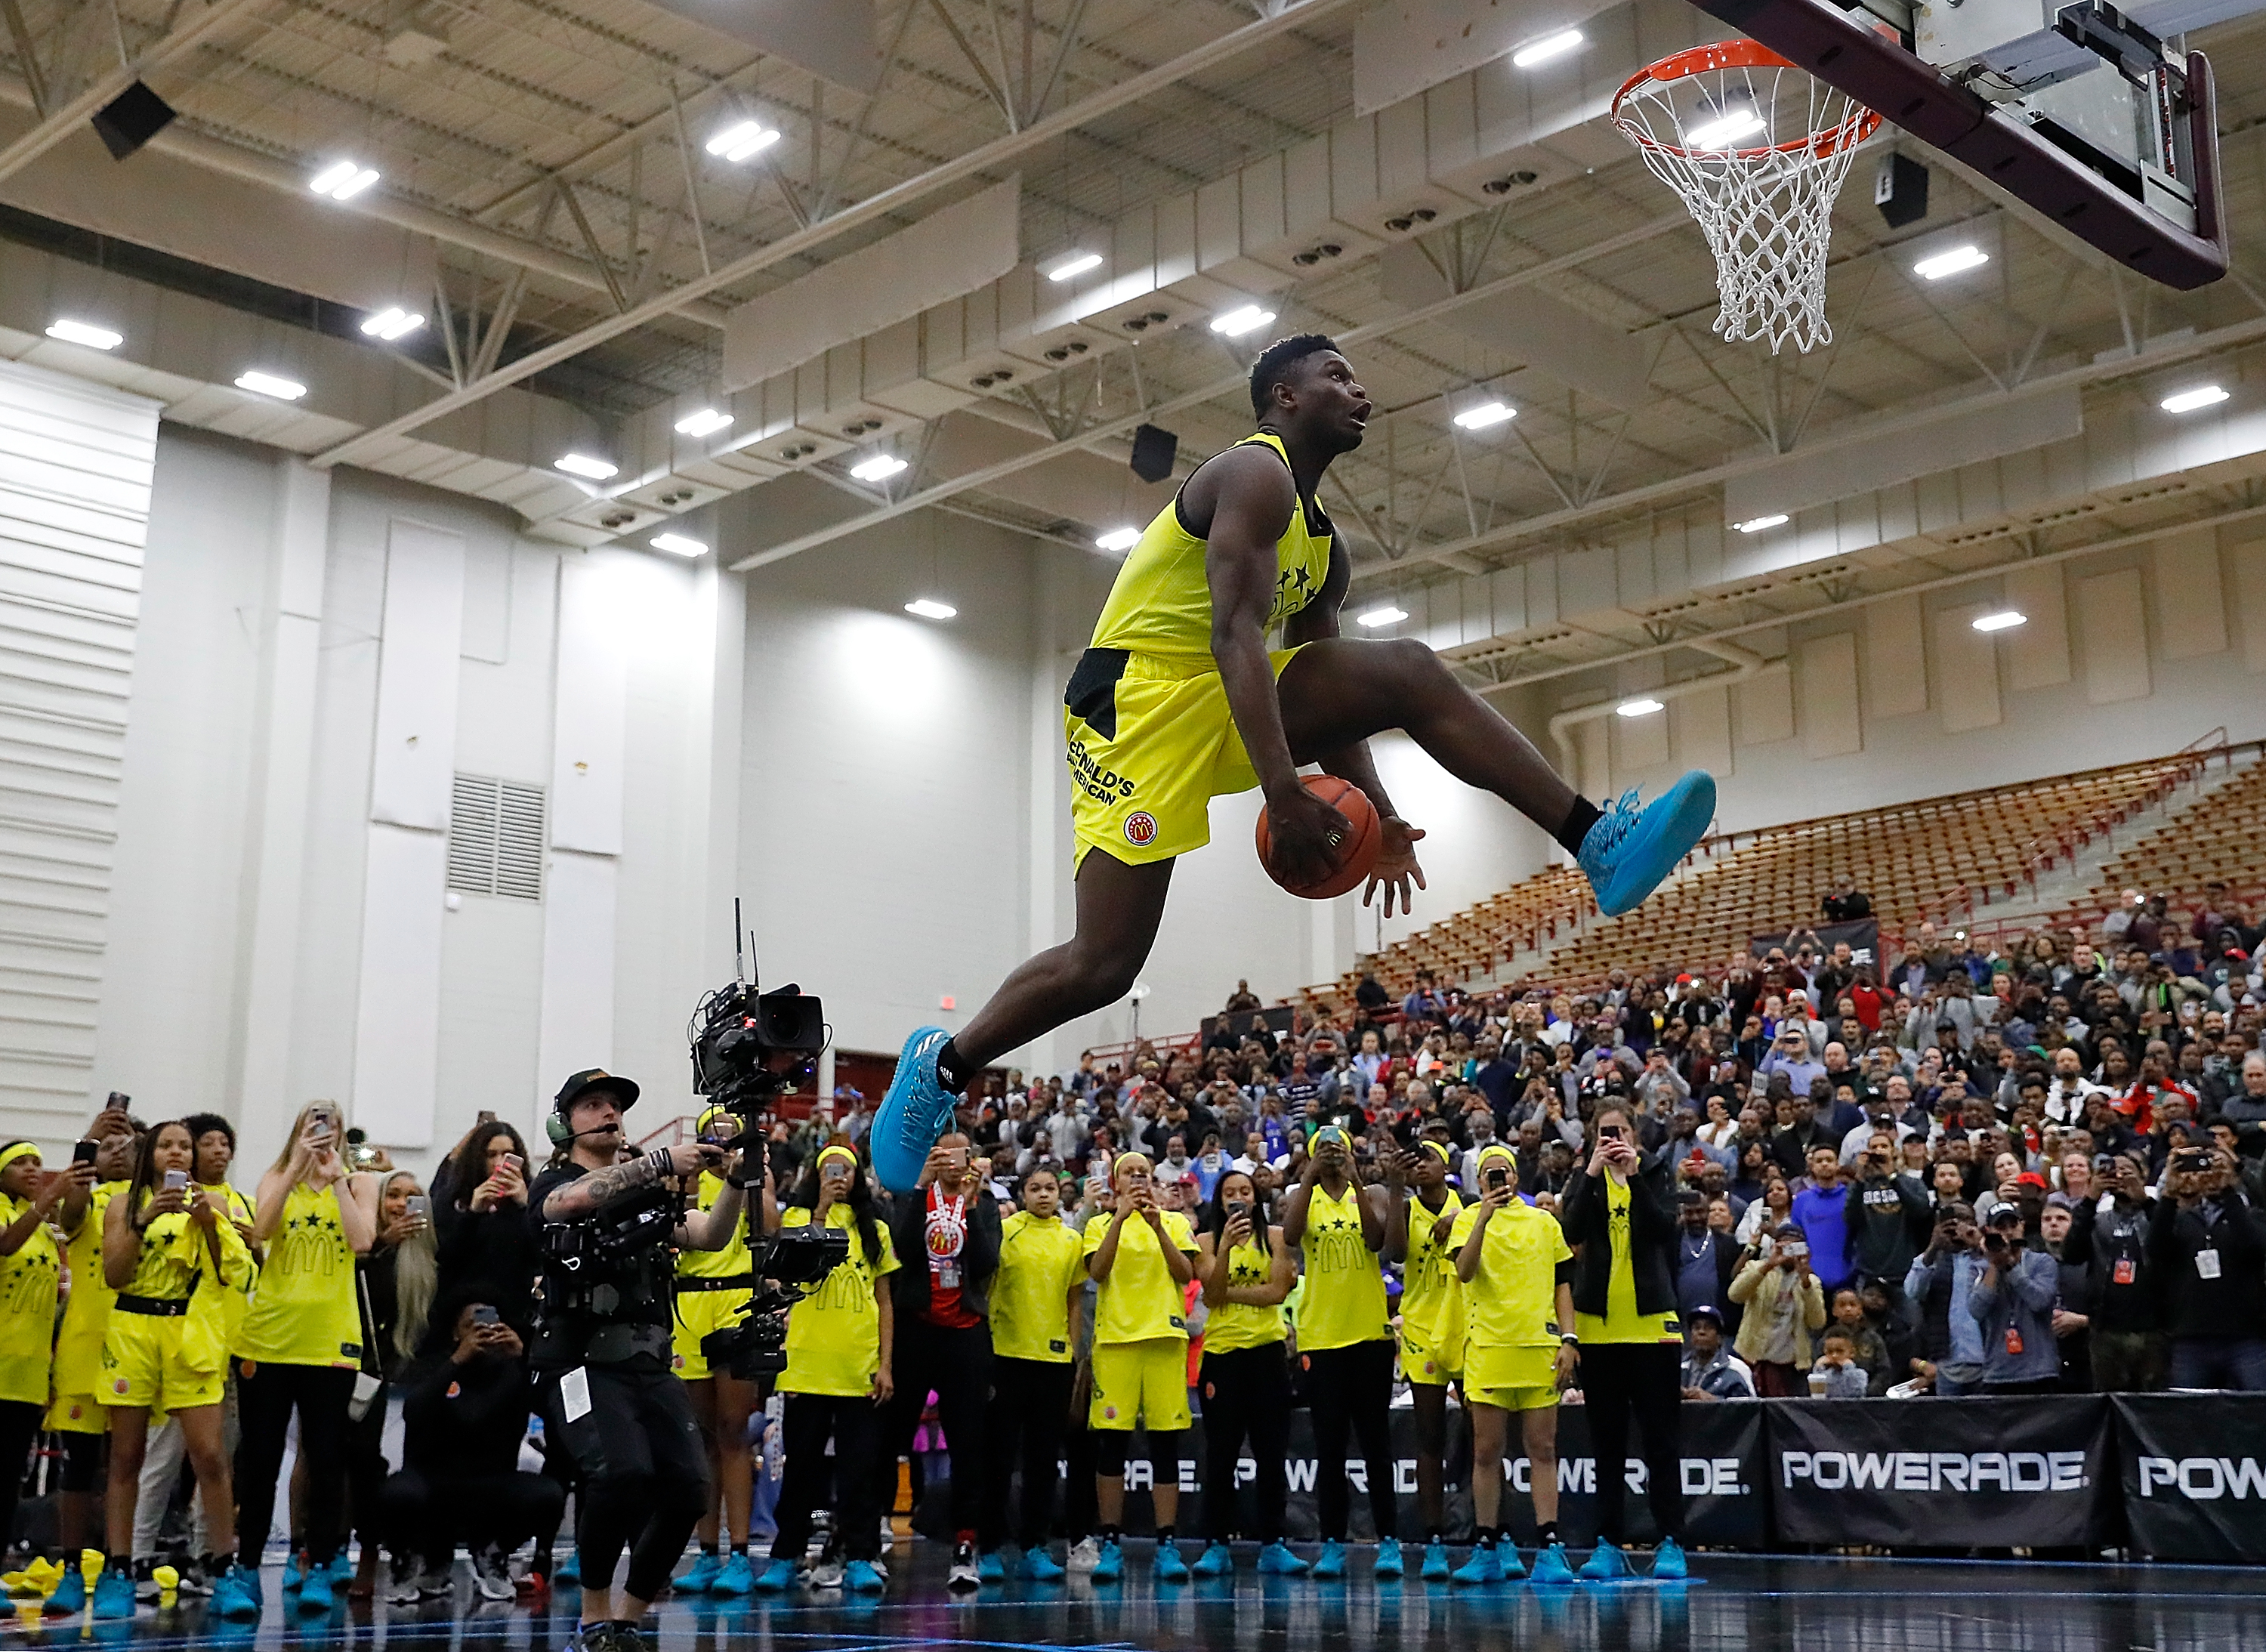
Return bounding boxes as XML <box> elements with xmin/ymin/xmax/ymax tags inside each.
<box><xmin>542</xmin><ymin>1153</ymin><xmax>665</xmax><ymax>1221</ymax></box>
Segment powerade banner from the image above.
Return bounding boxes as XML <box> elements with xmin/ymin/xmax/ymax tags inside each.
<box><xmin>1769</xmin><ymin>1396</ymin><xmax>2113</xmax><ymax>1550</ymax></box>
<box><xmin>1751</xmin><ymin>918</ymin><xmax>1880</xmax><ymax>967</ymax></box>
<box><xmin>2115</xmin><ymin>1394</ymin><xmax>2266</xmax><ymax>1561</ymax></box>
<box><xmin>924</xmin><ymin>1400</ymin><xmax>1766</xmax><ymax>1545</ymax></box>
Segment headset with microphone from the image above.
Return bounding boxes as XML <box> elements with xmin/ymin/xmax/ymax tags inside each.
<box><xmin>546</xmin><ymin>1068</ymin><xmax>641</xmax><ymax>1146</ymax></box>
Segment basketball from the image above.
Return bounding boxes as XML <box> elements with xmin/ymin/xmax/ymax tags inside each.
<box><xmin>1255</xmin><ymin>775</ymin><xmax>1382</xmax><ymax>900</ymax></box>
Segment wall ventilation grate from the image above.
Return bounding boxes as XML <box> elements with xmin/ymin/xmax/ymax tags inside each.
<box><xmin>448</xmin><ymin>773</ymin><xmax>546</xmax><ymax>901</ymax></box>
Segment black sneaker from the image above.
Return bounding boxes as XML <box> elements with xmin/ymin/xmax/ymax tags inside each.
<box><xmin>947</xmin><ymin>1541</ymin><xmax>980</xmax><ymax>1591</ymax></box>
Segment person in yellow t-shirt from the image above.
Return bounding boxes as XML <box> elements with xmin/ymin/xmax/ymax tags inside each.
<box><xmin>230</xmin><ymin>1101</ymin><xmax>381</xmax><ymax>1611</ymax></box>
<box><xmin>1385</xmin><ymin>1141</ymin><xmax>1465</xmax><ymax>1578</ymax></box>
<box><xmin>1448</xmin><ymin>1144</ymin><xmax>1579</xmax><ymax>1585</ymax></box>
<box><xmin>1283</xmin><ymin>1125</ymin><xmax>1400</xmax><ymax>1578</ymax></box>
<box><xmin>1559</xmin><ymin>1102</ymin><xmax>1689</xmax><ymax>1582</ymax></box>
<box><xmin>95</xmin><ymin>1121</ymin><xmax>255</xmax><ymax>1618</ymax></box>
<box><xmin>0</xmin><ymin>1142</ymin><xmax>88</xmax><ymax>1570</ymax></box>
<box><xmin>1189</xmin><ymin>1168</ymin><xmax>1302</xmax><ymax>1577</ymax></box>
<box><xmin>46</xmin><ymin>1105</ymin><xmax>137</xmax><ymax>1578</ymax></box>
<box><xmin>1081</xmin><ymin>1151</ymin><xmax>1198</xmax><ymax>1583</ymax></box>
<box><xmin>978</xmin><ymin>1166</ymin><xmax>1086</xmax><ymax>1579</ymax></box>
<box><xmin>759</xmin><ymin>1143</ymin><xmax>898</xmax><ymax>1594</ymax></box>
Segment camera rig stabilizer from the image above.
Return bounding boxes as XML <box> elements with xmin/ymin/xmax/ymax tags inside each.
<box><xmin>687</xmin><ymin>899</ymin><xmax>845</xmax><ymax>1379</ymax></box>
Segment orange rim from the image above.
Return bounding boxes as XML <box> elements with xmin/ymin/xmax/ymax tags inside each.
<box><xmin>1612</xmin><ymin>39</ymin><xmax>1882</xmax><ymax>162</ymax></box>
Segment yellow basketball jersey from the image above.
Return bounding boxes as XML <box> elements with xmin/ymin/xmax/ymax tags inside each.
<box><xmin>1087</xmin><ymin>431</ymin><xmax>1334</xmax><ymax>659</ymax></box>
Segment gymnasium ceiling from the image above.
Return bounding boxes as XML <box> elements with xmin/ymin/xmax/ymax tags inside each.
<box><xmin>5</xmin><ymin>0</ymin><xmax>2266</xmax><ymax>689</ymax></box>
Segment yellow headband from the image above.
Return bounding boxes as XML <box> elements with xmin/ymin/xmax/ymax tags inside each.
<box><xmin>817</xmin><ymin>1144</ymin><xmax>858</xmax><ymax>1172</ymax></box>
<box><xmin>0</xmin><ymin>1144</ymin><xmax>38</xmax><ymax>1175</ymax></box>
<box><xmin>696</xmin><ymin>1105</ymin><xmax>736</xmax><ymax>1138</ymax></box>
<box><xmin>1477</xmin><ymin>1143</ymin><xmax>1517</xmax><ymax>1169</ymax></box>
<box><xmin>1421</xmin><ymin>1141</ymin><xmax>1453</xmax><ymax>1167</ymax></box>
<box><xmin>1113</xmin><ymin>1151</ymin><xmax>1152</xmax><ymax>1180</ymax></box>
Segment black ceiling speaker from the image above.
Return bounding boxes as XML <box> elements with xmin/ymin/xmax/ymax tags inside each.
<box><xmin>91</xmin><ymin>81</ymin><xmax>177</xmax><ymax>160</ymax></box>
<box><xmin>1873</xmin><ymin>153</ymin><xmax>1930</xmax><ymax>230</ymax></box>
<box><xmin>1128</xmin><ymin>423</ymin><xmax>1178</xmax><ymax>484</ymax></box>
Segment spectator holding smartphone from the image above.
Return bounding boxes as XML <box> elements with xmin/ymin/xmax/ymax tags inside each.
<box><xmin>1904</xmin><ymin>1203</ymin><xmax>1989</xmax><ymax>1395</ymax></box>
<box><xmin>1189</xmin><ymin>1167</ymin><xmax>1301</xmax><ymax>1579</ymax></box>
<box><xmin>0</xmin><ymin>1142</ymin><xmax>90</xmax><ymax>1573</ymax></box>
<box><xmin>1730</xmin><ymin>1223</ymin><xmax>1827</xmax><ymax>1395</ymax></box>
<box><xmin>1968</xmin><ymin>1205</ymin><xmax>2061</xmax><ymax>1393</ymax></box>
<box><xmin>2066</xmin><ymin>1152</ymin><xmax>2166</xmax><ymax>1391</ymax></box>
<box><xmin>2150</xmin><ymin>1144</ymin><xmax>2266</xmax><ymax>1389</ymax></box>
<box><xmin>45</xmin><ymin>1107</ymin><xmax>137</xmax><ymax>1593</ymax></box>
<box><xmin>437</xmin><ymin>1120</ymin><xmax>538</xmax><ymax>1332</ymax></box>
<box><xmin>979</xmin><ymin>1165</ymin><xmax>1087</xmax><ymax>1580</ymax></box>
<box><xmin>344</xmin><ymin>1171</ymin><xmax>438</xmax><ymax>1598</ymax></box>
<box><xmin>1385</xmin><ymin>1141</ymin><xmax>1466</xmax><ymax>1580</ymax></box>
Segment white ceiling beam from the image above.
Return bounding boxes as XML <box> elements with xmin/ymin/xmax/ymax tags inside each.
<box><xmin>306</xmin><ymin>0</ymin><xmax>1366</xmax><ymax>473</ymax></box>
<box><xmin>0</xmin><ymin>0</ymin><xmax>282</xmax><ymax>186</ymax></box>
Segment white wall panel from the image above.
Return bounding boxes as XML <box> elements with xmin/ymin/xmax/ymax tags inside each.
<box><xmin>1797</xmin><ymin>632</ymin><xmax>1862</xmax><ymax>757</ymax></box>
<box><xmin>1934</xmin><ymin>604</ymin><xmax>2004</xmax><ymax>733</ymax></box>
<box><xmin>1735</xmin><ymin>653</ymin><xmax>1795</xmax><ymax>746</ymax></box>
<box><xmin>2234</xmin><ymin>531</ymin><xmax>2266</xmax><ymax>674</ymax></box>
<box><xmin>369</xmin><ymin>520</ymin><xmax>466</xmax><ymax>831</ymax></box>
<box><xmin>349</xmin><ymin>823</ymin><xmax>448</xmax><ymax>1147</ymax></box>
<box><xmin>536</xmin><ymin>848</ymin><xmax>618</xmax><ymax>1094</ymax></box>
<box><xmin>2079</xmin><ymin>568</ymin><xmax>2153</xmax><ymax>703</ymax></box>
<box><xmin>1863</xmin><ymin>594</ymin><xmax>1928</xmax><ymax>718</ymax></box>
<box><xmin>1674</xmin><ymin>684</ymin><xmax>1733</xmax><ymax>778</ymax></box>
<box><xmin>550</xmin><ymin>557</ymin><xmax>631</xmax><ymax>855</ymax></box>
<box><xmin>2153</xmin><ymin>530</ymin><xmax>2229</xmax><ymax>660</ymax></box>
<box><xmin>2005</xmin><ymin>564</ymin><xmax>2072</xmax><ymax>690</ymax></box>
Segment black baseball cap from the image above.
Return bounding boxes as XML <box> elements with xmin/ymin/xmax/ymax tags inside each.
<box><xmin>556</xmin><ymin>1068</ymin><xmax>639</xmax><ymax>1110</ymax></box>
<box><xmin>1687</xmin><ymin>1304</ymin><xmax>1725</xmax><ymax>1328</ymax></box>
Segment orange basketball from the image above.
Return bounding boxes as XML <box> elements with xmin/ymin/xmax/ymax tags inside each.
<box><xmin>1255</xmin><ymin>775</ymin><xmax>1382</xmax><ymax>900</ymax></box>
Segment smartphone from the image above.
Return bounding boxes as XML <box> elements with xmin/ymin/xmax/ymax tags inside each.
<box><xmin>162</xmin><ymin>1169</ymin><xmax>187</xmax><ymax>1192</ymax></box>
<box><xmin>405</xmin><ymin>1195</ymin><xmax>429</xmax><ymax>1220</ymax></box>
<box><xmin>72</xmin><ymin>1140</ymin><xmax>97</xmax><ymax>1166</ymax></box>
<box><xmin>1600</xmin><ymin>1123</ymin><xmax>1625</xmax><ymax>1140</ymax></box>
<box><xmin>1485</xmin><ymin>1168</ymin><xmax>1510</xmax><ymax>1193</ymax></box>
<box><xmin>1227</xmin><ymin>1200</ymin><xmax>1250</xmax><ymax>1222</ymax></box>
<box><xmin>1782</xmin><ymin>1240</ymin><xmax>1808</xmax><ymax>1258</ymax></box>
<box><xmin>477</xmin><ymin>1110</ymin><xmax>497</xmax><ymax>1124</ymax></box>
<box><xmin>501</xmin><ymin>1153</ymin><xmax>523</xmax><ymax>1172</ymax></box>
<box><xmin>471</xmin><ymin>1304</ymin><xmax>501</xmax><ymax>1326</ymax></box>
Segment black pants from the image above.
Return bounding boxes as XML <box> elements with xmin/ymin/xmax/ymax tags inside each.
<box><xmin>551</xmin><ymin>1363</ymin><xmax>709</xmax><ymax>1601</ymax></box>
<box><xmin>233</xmin><ymin>1362</ymin><xmax>357</xmax><ymax>1564</ymax></box>
<box><xmin>881</xmin><ymin>1319</ymin><xmax>990</xmax><ymax>1537</ymax></box>
<box><xmin>1199</xmin><ymin>1345</ymin><xmax>1292</xmax><ymax>1543</ymax></box>
<box><xmin>980</xmin><ymin>1356</ymin><xmax>1072</xmax><ymax>1552</ymax></box>
<box><xmin>1302</xmin><ymin>1340</ymin><xmax>1397</xmax><ymax>1540</ymax></box>
<box><xmin>344</xmin><ymin>1390</ymin><xmax>388</xmax><ymax>1550</ymax></box>
<box><xmin>1580</xmin><ymin>1342</ymin><xmax>1684</xmax><ymax>1543</ymax></box>
<box><xmin>0</xmin><ymin>1401</ymin><xmax>39</xmax><ymax>1558</ymax></box>
<box><xmin>773</xmin><ymin>1394</ymin><xmax>881</xmax><ymax>1564</ymax></box>
<box><xmin>378</xmin><ymin>1468</ymin><xmax>567</xmax><ymax>1568</ymax></box>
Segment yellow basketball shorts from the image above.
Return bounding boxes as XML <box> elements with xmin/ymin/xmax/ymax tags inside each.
<box><xmin>100</xmin><ymin>1315</ymin><xmax>223</xmax><ymax>1413</ymax></box>
<box><xmin>1464</xmin><ymin>1342</ymin><xmax>1561</xmax><ymax>1411</ymax></box>
<box><xmin>1088</xmin><ymin>1336</ymin><xmax>1193</xmax><ymax>1432</ymax></box>
<box><xmin>44</xmin><ymin>1393</ymin><xmax>106</xmax><ymax>1435</ymax></box>
<box><xmin>1400</xmin><ymin>1325</ymin><xmax>1462</xmax><ymax>1388</ymax></box>
<box><xmin>1062</xmin><ymin>644</ymin><xmax>1305</xmax><ymax>866</ymax></box>
<box><xmin>672</xmin><ymin>1283</ymin><xmax>755</xmax><ymax>1382</ymax></box>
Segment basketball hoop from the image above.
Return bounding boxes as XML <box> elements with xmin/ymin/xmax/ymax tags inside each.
<box><xmin>1613</xmin><ymin>41</ymin><xmax>1880</xmax><ymax>354</ymax></box>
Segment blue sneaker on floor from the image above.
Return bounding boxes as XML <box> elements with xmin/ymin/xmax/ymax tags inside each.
<box><xmin>1153</xmin><ymin>1542</ymin><xmax>1190</xmax><ymax>1583</ymax></box>
<box><xmin>844</xmin><ymin>1560</ymin><xmax>885</xmax><ymax>1595</ymax></box>
<box><xmin>678</xmin><ymin>1552</ymin><xmax>723</xmax><ymax>1595</ymax></box>
<box><xmin>328</xmin><ymin>1552</ymin><xmax>353</xmax><ymax>1582</ymax></box>
<box><xmin>281</xmin><ymin>1554</ymin><xmax>304</xmax><ymax>1593</ymax></box>
<box><xmin>872</xmin><ymin>1027</ymin><xmax>957</xmax><ymax>1193</ymax></box>
<box><xmin>1310</xmin><ymin>1539</ymin><xmax>1345</xmax><ymax>1579</ymax></box>
<box><xmin>1089</xmin><ymin>1539</ymin><xmax>1123</xmax><ymax>1583</ymax></box>
<box><xmin>1530</xmin><ymin>1541</ymin><xmax>1577</xmax><ymax>1584</ymax></box>
<box><xmin>976</xmin><ymin>1550</ymin><xmax>1004</xmax><ymax>1584</ymax></box>
<box><xmin>1018</xmin><ymin>1547</ymin><xmax>1065</xmax><ymax>1581</ymax></box>
<box><xmin>1190</xmin><ymin>1542</ymin><xmax>1231</xmax><ymax>1578</ymax></box>
<box><xmin>556</xmin><ymin>1552</ymin><xmax>581</xmax><ymax>1586</ymax></box>
<box><xmin>752</xmin><ymin>1558</ymin><xmax>797</xmax><ymax>1592</ymax></box>
<box><xmin>1577</xmin><ymin>773</ymin><xmax>1717</xmax><ymax>917</ymax></box>
<box><xmin>209</xmin><ymin>1565</ymin><xmax>262</xmax><ymax>1620</ymax></box>
<box><xmin>1579</xmin><ymin>1539</ymin><xmax>1632</xmax><ymax>1582</ymax></box>
<box><xmin>1499</xmin><ymin>1542</ymin><xmax>1528</xmax><ymax>1579</ymax></box>
<box><xmin>712</xmin><ymin>1552</ymin><xmax>756</xmax><ymax>1595</ymax></box>
<box><xmin>296</xmin><ymin>1568</ymin><xmax>334</xmax><ymax>1612</ymax></box>
<box><xmin>45</xmin><ymin>1566</ymin><xmax>87</xmax><ymax>1616</ymax></box>
<box><xmin>1449</xmin><ymin>1545</ymin><xmax>1502</xmax><ymax>1586</ymax></box>
<box><xmin>1372</xmin><ymin>1538</ymin><xmax>1403</xmax><ymax>1579</ymax></box>
<box><xmin>91</xmin><ymin>1567</ymin><xmax>134</xmax><ymax>1621</ymax></box>
<box><xmin>1419</xmin><ymin>1541</ymin><xmax>1451</xmax><ymax>1581</ymax></box>
<box><xmin>1257</xmin><ymin>1542</ymin><xmax>1307</xmax><ymax>1576</ymax></box>
<box><xmin>1651</xmin><ymin>1536</ymin><xmax>1688</xmax><ymax>1580</ymax></box>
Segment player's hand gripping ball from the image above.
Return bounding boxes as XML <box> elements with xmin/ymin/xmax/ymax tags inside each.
<box><xmin>1255</xmin><ymin>774</ymin><xmax>1382</xmax><ymax>899</ymax></box>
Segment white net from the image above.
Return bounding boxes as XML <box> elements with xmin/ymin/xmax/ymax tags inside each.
<box><xmin>1613</xmin><ymin>44</ymin><xmax>1880</xmax><ymax>354</ymax></box>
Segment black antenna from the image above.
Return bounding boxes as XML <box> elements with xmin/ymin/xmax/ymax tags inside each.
<box><xmin>734</xmin><ymin>897</ymin><xmax>746</xmax><ymax>986</ymax></box>
<box><xmin>739</xmin><ymin>897</ymin><xmax>759</xmax><ymax>993</ymax></box>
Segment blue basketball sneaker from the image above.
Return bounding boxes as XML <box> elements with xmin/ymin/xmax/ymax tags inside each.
<box><xmin>1579</xmin><ymin>1539</ymin><xmax>1632</xmax><ymax>1582</ymax></box>
<box><xmin>1650</xmin><ymin>1536</ymin><xmax>1687</xmax><ymax>1580</ymax></box>
<box><xmin>1576</xmin><ymin>773</ymin><xmax>1716</xmax><ymax>917</ymax></box>
<box><xmin>677</xmin><ymin>1552</ymin><xmax>722</xmax><ymax>1595</ymax></box>
<box><xmin>1530</xmin><ymin>1541</ymin><xmax>1577</xmax><ymax>1584</ymax></box>
<box><xmin>872</xmin><ymin>1027</ymin><xmax>957</xmax><ymax>1193</ymax></box>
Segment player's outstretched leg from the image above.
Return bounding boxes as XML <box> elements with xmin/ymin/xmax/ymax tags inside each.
<box><xmin>1277</xmin><ymin>637</ymin><xmax>1714</xmax><ymax>918</ymax></box>
<box><xmin>872</xmin><ymin>853</ymin><xmax>1174</xmax><ymax>1193</ymax></box>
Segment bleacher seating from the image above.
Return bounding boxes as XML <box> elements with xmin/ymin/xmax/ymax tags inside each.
<box><xmin>2088</xmin><ymin>754</ymin><xmax>2266</xmax><ymax>904</ymax></box>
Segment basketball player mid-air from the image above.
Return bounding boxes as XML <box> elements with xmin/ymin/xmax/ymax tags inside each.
<box><xmin>872</xmin><ymin>335</ymin><xmax>1715</xmax><ymax>1192</ymax></box>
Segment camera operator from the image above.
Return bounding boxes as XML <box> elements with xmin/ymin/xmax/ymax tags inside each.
<box><xmin>529</xmin><ymin>1070</ymin><xmax>746</xmax><ymax>1652</ymax></box>
<box><xmin>881</xmin><ymin>1131</ymin><xmax>999</xmax><ymax>1590</ymax></box>
<box><xmin>1902</xmin><ymin>1203</ymin><xmax>1987</xmax><ymax>1395</ymax></box>
<box><xmin>2064</xmin><ymin>1153</ymin><xmax>2166</xmax><ymax>1391</ymax></box>
<box><xmin>1968</xmin><ymin>1204</ymin><xmax>2060</xmax><ymax>1394</ymax></box>
<box><xmin>381</xmin><ymin>1293</ymin><xmax>563</xmax><ymax>1602</ymax></box>
<box><xmin>2149</xmin><ymin>1143</ymin><xmax>2266</xmax><ymax>1390</ymax></box>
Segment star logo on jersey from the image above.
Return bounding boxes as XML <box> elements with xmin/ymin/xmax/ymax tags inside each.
<box><xmin>1124</xmin><ymin>811</ymin><xmax>1158</xmax><ymax>847</ymax></box>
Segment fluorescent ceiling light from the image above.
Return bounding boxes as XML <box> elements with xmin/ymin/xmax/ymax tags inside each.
<box><xmin>1046</xmin><ymin>252</ymin><xmax>1103</xmax><ymax>282</ymax></box>
<box><xmin>554</xmin><ymin>452</ymin><xmax>619</xmax><ymax>480</ymax></box>
<box><xmin>705</xmin><ymin>122</ymin><xmax>780</xmax><ymax>162</ymax></box>
<box><xmin>1971</xmin><ymin>610</ymin><xmax>2027</xmax><ymax>632</ymax></box>
<box><xmin>1616</xmin><ymin>697</ymin><xmax>1666</xmax><ymax>718</ymax></box>
<box><xmin>1685</xmin><ymin>108</ymin><xmax>1764</xmax><ymax>150</ymax></box>
<box><xmin>905</xmin><ymin>598</ymin><xmax>956</xmax><ymax>620</ymax></box>
<box><xmin>1454</xmin><ymin>400</ymin><xmax>1515</xmax><ymax>430</ymax></box>
<box><xmin>1512</xmin><ymin>29</ymin><xmax>1585</xmax><ymax>67</ymax></box>
<box><xmin>308</xmin><ymin>160</ymin><xmax>379</xmax><ymax>200</ymax></box>
<box><xmin>2160</xmin><ymin>384</ymin><xmax>2229</xmax><ymax>414</ymax></box>
<box><xmin>851</xmin><ymin>454</ymin><xmax>908</xmax><ymax>482</ymax></box>
<box><xmin>650</xmin><ymin>532</ymin><xmax>707</xmax><ymax>557</ymax></box>
<box><xmin>1094</xmin><ymin>526</ymin><xmax>1141</xmax><ymax>553</ymax></box>
<box><xmin>1209</xmin><ymin>304</ymin><xmax>1277</xmax><ymax>337</ymax></box>
<box><xmin>1913</xmin><ymin>244</ymin><xmax>1990</xmax><ymax>281</ymax></box>
<box><xmin>1733</xmin><ymin>513</ymin><xmax>1789</xmax><ymax>533</ymax></box>
<box><xmin>45</xmin><ymin>319</ymin><xmax>122</xmax><ymax>350</ymax></box>
<box><xmin>233</xmin><ymin>370</ymin><xmax>306</xmax><ymax>401</ymax></box>
<box><xmin>674</xmin><ymin>407</ymin><xmax>733</xmax><ymax>437</ymax></box>
<box><xmin>359</xmin><ymin>307</ymin><xmax>424</xmax><ymax>341</ymax></box>
<box><xmin>1357</xmin><ymin>605</ymin><xmax>1408</xmax><ymax>628</ymax></box>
